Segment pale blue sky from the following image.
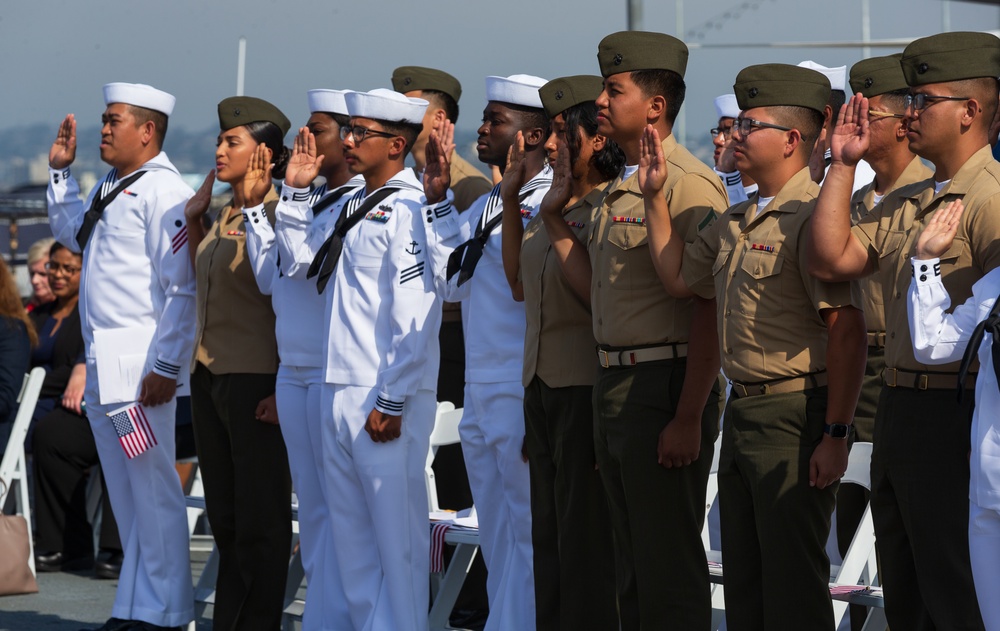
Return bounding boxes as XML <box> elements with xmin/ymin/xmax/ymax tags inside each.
<box><xmin>3</xmin><ymin>0</ymin><xmax>999</xmax><ymax>146</ymax></box>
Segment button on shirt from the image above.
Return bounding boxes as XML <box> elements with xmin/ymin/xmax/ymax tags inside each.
<box><xmin>193</xmin><ymin>188</ymin><xmax>279</xmax><ymax>375</ymax></box>
<box><xmin>909</xmin><ymin>258</ymin><xmax>1000</xmax><ymax>511</ymax></box>
<box><xmin>520</xmin><ymin>184</ymin><xmax>608</xmax><ymax>388</ymax></box>
<box><xmin>683</xmin><ymin>167</ymin><xmax>859</xmax><ymax>383</ymax></box>
<box><xmin>852</xmin><ymin>145</ymin><xmax>1000</xmax><ymax>373</ymax></box>
<box><xmin>589</xmin><ymin>134</ymin><xmax>727</xmax><ymax>347</ymax></box>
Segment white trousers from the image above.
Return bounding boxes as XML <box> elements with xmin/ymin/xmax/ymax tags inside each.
<box><xmin>462</xmin><ymin>381</ymin><xmax>535</xmax><ymax>631</ymax></box>
<box><xmin>970</xmin><ymin>501</ymin><xmax>1000</xmax><ymax>631</ymax></box>
<box><xmin>321</xmin><ymin>384</ymin><xmax>434</xmax><ymax>631</ymax></box>
<box><xmin>85</xmin><ymin>360</ymin><xmax>194</xmax><ymax>627</ymax></box>
<box><xmin>275</xmin><ymin>365</ymin><xmax>350</xmax><ymax>631</ymax></box>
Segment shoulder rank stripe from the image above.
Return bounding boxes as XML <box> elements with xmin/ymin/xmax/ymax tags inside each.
<box><xmin>565</xmin><ymin>220</ymin><xmax>585</xmax><ymax>228</ymax></box>
<box><xmin>400</xmin><ymin>261</ymin><xmax>425</xmax><ymax>284</ymax></box>
<box><xmin>612</xmin><ymin>216</ymin><xmax>645</xmax><ymax>225</ymax></box>
<box><xmin>171</xmin><ymin>225</ymin><xmax>188</xmax><ymax>254</ymax></box>
<box><xmin>365</xmin><ymin>210</ymin><xmax>391</xmax><ymax>223</ymax></box>
<box><xmin>750</xmin><ymin>243</ymin><xmax>775</xmax><ymax>253</ymax></box>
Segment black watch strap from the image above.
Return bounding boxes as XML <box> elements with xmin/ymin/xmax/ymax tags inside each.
<box><xmin>824</xmin><ymin>423</ymin><xmax>853</xmax><ymax>439</ymax></box>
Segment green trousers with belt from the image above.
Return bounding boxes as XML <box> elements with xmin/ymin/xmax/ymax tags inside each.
<box><xmin>592</xmin><ymin>358</ymin><xmax>722</xmax><ymax>631</ymax></box>
<box><xmin>719</xmin><ymin>386</ymin><xmax>838</xmax><ymax>631</ymax></box>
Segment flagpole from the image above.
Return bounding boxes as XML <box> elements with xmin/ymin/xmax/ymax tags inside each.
<box><xmin>236</xmin><ymin>37</ymin><xmax>246</xmax><ymax>97</ymax></box>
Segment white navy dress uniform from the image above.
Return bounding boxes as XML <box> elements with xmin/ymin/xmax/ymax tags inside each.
<box><xmin>421</xmin><ymin>73</ymin><xmax>551</xmax><ymax>631</ymax></box>
<box><xmin>314</xmin><ymin>88</ymin><xmax>447</xmax><ymax>631</ymax></box>
<box><xmin>908</xmin><ymin>257</ymin><xmax>1000</xmax><ymax>631</ymax></box>
<box><xmin>241</xmin><ymin>88</ymin><xmax>361</xmax><ymax>631</ymax></box>
<box><xmin>712</xmin><ymin>93</ymin><xmax>758</xmax><ymax>205</ymax></box>
<box><xmin>45</xmin><ymin>83</ymin><xmax>196</xmax><ymax>628</ymax></box>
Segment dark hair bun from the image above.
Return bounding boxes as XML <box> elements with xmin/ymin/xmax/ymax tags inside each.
<box><xmin>272</xmin><ymin>145</ymin><xmax>291</xmax><ymax>180</ymax></box>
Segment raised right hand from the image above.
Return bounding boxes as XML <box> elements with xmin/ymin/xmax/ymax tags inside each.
<box><xmin>830</xmin><ymin>93</ymin><xmax>870</xmax><ymax>168</ymax></box>
<box><xmin>638</xmin><ymin>125</ymin><xmax>668</xmax><ymax>198</ymax></box>
<box><xmin>185</xmin><ymin>170</ymin><xmax>216</xmax><ymax>221</ymax></box>
<box><xmin>500</xmin><ymin>131</ymin><xmax>527</xmax><ymax>202</ymax></box>
<box><xmin>49</xmin><ymin>114</ymin><xmax>77</xmax><ymax>169</ymax></box>
<box><xmin>916</xmin><ymin>199</ymin><xmax>965</xmax><ymax>260</ymax></box>
<box><xmin>539</xmin><ymin>142</ymin><xmax>572</xmax><ymax>218</ymax></box>
<box><xmin>423</xmin><ymin>120</ymin><xmax>455</xmax><ymax>204</ymax></box>
<box><xmin>285</xmin><ymin>127</ymin><xmax>324</xmax><ymax>189</ymax></box>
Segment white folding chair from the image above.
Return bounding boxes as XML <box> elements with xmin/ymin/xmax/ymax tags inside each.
<box><xmin>426</xmin><ymin>401</ymin><xmax>459</xmax><ymax>513</ymax></box>
<box><xmin>701</xmin><ymin>434</ymin><xmax>725</xmax><ymax>630</ymax></box>
<box><xmin>0</xmin><ymin>367</ymin><xmax>46</xmax><ymax>576</ymax></box>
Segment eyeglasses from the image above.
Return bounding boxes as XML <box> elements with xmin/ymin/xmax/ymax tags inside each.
<box><xmin>45</xmin><ymin>262</ymin><xmax>81</xmax><ymax>275</ymax></box>
<box><xmin>339</xmin><ymin>125</ymin><xmax>397</xmax><ymax>143</ymax></box>
<box><xmin>868</xmin><ymin>109</ymin><xmax>905</xmax><ymax>121</ymax></box>
<box><xmin>904</xmin><ymin>93</ymin><xmax>969</xmax><ymax>112</ymax></box>
<box><xmin>710</xmin><ymin>126</ymin><xmax>733</xmax><ymax>139</ymax></box>
<box><xmin>733</xmin><ymin>117</ymin><xmax>793</xmax><ymax>138</ymax></box>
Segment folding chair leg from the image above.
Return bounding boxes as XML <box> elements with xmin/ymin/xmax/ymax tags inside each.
<box><xmin>428</xmin><ymin>542</ymin><xmax>478</xmax><ymax>631</ymax></box>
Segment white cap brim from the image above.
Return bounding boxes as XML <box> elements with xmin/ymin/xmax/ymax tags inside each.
<box><xmin>485</xmin><ymin>74</ymin><xmax>547</xmax><ymax>109</ymax></box>
<box><xmin>345</xmin><ymin>88</ymin><xmax>427</xmax><ymax>124</ymax></box>
<box><xmin>308</xmin><ymin>89</ymin><xmax>350</xmax><ymax>116</ymax></box>
<box><xmin>714</xmin><ymin>94</ymin><xmax>740</xmax><ymax>119</ymax></box>
<box><xmin>103</xmin><ymin>83</ymin><xmax>175</xmax><ymax>116</ymax></box>
<box><xmin>796</xmin><ymin>60</ymin><xmax>846</xmax><ymax>92</ymax></box>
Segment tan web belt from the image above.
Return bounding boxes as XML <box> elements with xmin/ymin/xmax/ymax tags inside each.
<box><xmin>883</xmin><ymin>367</ymin><xmax>976</xmax><ymax>391</ymax></box>
<box><xmin>597</xmin><ymin>343</ymin><xmax>688</xmax><ymax>368</ymax></box>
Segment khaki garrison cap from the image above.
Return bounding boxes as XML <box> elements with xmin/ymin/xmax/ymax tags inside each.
<box><xmin>597</xmin><ymin>31</ymin><xmax>688</xmax><ymax>78</ymax></box>
<box><xmin>901</xmin><ymin>31</ymin><xmax>1000</xmax><ymax>86</ymax></box>
<box><xmin>539</xmin><ymin>75</ymin><xmax>604</xmax><ymax>119</ymax></box>
<box><xmin>734</xmin><ymin>64</ymin><xmax>831</xmax><ymax>114</ymax></box>
<box><xmin>217</xmin><ymin>96</ymin><xmax>291</xmax><ymax>135</ymax></box>
<box><xmin>391</xmin><ymin>66</ymin><xmax>462</xmax><ymax>102</ymax></box>
<box><xmin>849</xmin><ymin>54</ymin><xmax>907</xmax><ymax>98</ymax></box>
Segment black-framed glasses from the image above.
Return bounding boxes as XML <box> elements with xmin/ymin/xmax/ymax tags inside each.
<box><xmin>733</xmin><ymin>117</ymin><xmax>793</xmax><ymax>137</ymax></box>
<box><xmin>904</xmin><ymin>93</ymin><xmax>969</xmax><ymax>112</ymax></box>
<box><xmin>339</xmin><ymin>125</ymin><xmax>397</xmax><ymax>143</ymax></box>
<box><xmin>45</xmin><ymin>262</ymin><xmax>81</xmax><ymax>275</ymax></box>
<box><xmin>710</xmin><ymin>126</ymin><xmax>733</xmax><ymax>139</ymax></box>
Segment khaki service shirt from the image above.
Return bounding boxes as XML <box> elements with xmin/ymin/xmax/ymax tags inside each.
<box><xmin>683</xmin><ymin>167</ymin><xmax>860</xmax><ymax>383</ymax></box>
<box><xmin>521</xmin><ymin>184</ymin><xmax>608</xmax><ymax>387</ymax></box>
<box><xmin>853</xmin><ymin>145</ymin><xmax>1000</xmax><ymax>373</ymax></box>
<box><xmin>589</xmin><ymin>134</ymin><xmax>727</xmax><ymax>347</ymax></box>
<box><xmin>850</xmin><ymin>156</ymin><xmax>932</xmax><ymax>338</ymax></box>
<box><xmin>193</xmin><ymin>187</ymin><xmax>279</xmax><ymax>375</ymax></box>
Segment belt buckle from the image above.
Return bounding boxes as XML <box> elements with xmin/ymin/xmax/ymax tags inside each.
<box><xmin>599</xmin><ymin>349</ymin><xmax>611</xmax><ymax>368</ymax></box>
<box><xmin>917</xmin><ymin>374</ymin><xmax>929</xmax><ymax>390</ymax></box>
<box><xmin>884</xmin><ymin>368</ymin><xmax>897</xmax><ymax>387</ymax></box>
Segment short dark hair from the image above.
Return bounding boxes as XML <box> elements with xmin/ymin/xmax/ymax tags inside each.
<box><xmin>630</xmin><ymin>69</ymin><xmax>686</xmax><ymax>124</ymax></box>
<box><xmin>48</xmin><ymin>240</ymin><xmax>80</xmax><ymax>261</ymax></box>
<box><xmin>562</xmin><ymin>101</ymin><xmax>626</xmax><ymax>182</ymax></box>
<box><xmin>953</xmin><ymin>76</ymin><xmax>1000</xmax><ymax>130</ymax></box>
<box><xmin>421</xmin><ymin>89</ymin><xmax>460</xmax><ymax>124</ymax></box>
<box><xmin>502</xmin><ymin>103</ymin><xmax>551</xmax><ymax>142</ymax></box>
<box><xmin>877</xmin><ymin>88</ymin><xmax>910</xmax><ymax>113</ymax></box>
<box><xmin>828</xmin><ymin>90</ymin><xmax>847</xmax><ymax>119</ymax></box>
<box><xmin>331</xmin><ymin>113</ymin><xmax>351</xmax><ymax>129</ymax></box>
<box><xmin>128</xmin><ymin>105</ymin><xmax>168</xmax><ymax>147</ymax></box>
<box><xmin>769</xmin><ymin>105</ymin><xmax>825</xmax><ymax>153</ymax></box>
<box><xmin>244</xmin><ymin>120</ymin><xmax>290</xmax><ymax>179</ymax></box>
<box><xmin>377</xmin><ymin>118</ymin><xmax>425</xmax><ymax>157</ymax></box>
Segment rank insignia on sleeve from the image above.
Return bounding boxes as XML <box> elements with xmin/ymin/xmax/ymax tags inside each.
<box><xmin>399</xmin><ymin>261</ymin><xmax>425</xmax><ymax>284</ymax></box>
<box><xmin>750</xmin><ymin>243</ymin><xmax>775</xmax><ymax>253</ymax></box>
<box><xmin>171</xmin><ymin>225</ymin><xmax>188</xmax><ymax>254</ymax></box>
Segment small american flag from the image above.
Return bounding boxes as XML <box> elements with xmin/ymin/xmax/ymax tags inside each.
<box><xmin>107</xmin><ymin>403</ymin><xmax>158</xmax><ymax>459</ymax></box>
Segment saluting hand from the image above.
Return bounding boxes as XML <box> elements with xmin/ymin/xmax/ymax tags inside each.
<box><xmin>285</xmin><ymin>127</ymin><xmax>324</xmax><ymax>189</ymax></box>
<box><xmin>49</xmin><ymin>114</ymin><xmax>77</xmax><ymax>170</ymax></box>
<box><xmin>916</xmin><ymin>199</ymin><xmax>965</xmax><ymax>259</ymax></box>
<box><xmin>638</xmin><ymin>125</ymin><xmax>668</xmax><ymax>199</ymax></box>
<box><xmin>830</xmin><ymin>93</ymin><xmax>870</xmax><ymax>168</ymax></box>
<box><xmin>243</xmin><ymin>143</ymin><xmax>274</xmax><ymax>208</ymax></box>
<box><xmin>184</xmin><ymin>170</ymin><xmax>216</xmax><ymax>221</ymax></box>
<box><xmin>500</xmin><ymin>131</ymin><xmax>527</xmax><ymax>203</ymax></box>
<box><xmin>423</xmin><ymin>120</ymin><xmax>455</xmax><ymax>205</ymax></box>
<box><xmin>538</xmin><ymin>142</ymin><xmax>572</xmax><ymax>219</ymax></box>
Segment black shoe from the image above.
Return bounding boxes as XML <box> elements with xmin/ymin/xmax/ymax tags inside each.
<box><xmin>94</xmin><ymin>550</ymin><xmax>124</xmax><ymax>580</ymax></box>
<box><xmin>133</xmin><ymin>624</ymin><xmax>182</xmax><ymax>631</ymax></box>
<box><xmin>78</xmin><ymin>618</ymin><xmax>140</xmax><ymax>631</ymax></box>
<box><xmin>36</xmin><ymin>550</ymin><xmax>93</xmax><ymax>572</ymax></box>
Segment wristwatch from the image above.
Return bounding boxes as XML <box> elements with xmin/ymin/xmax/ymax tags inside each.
<box><xmin>824</xmin><ymin>423</ymin><xmax>853</xmax><ymax>439</ymax></box>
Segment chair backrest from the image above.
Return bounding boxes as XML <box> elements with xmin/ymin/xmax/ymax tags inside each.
<box><xmin>0</xmin><ymin>367</ymin><xmax>46</xmax><ymax>505</ymax></box>
<box><xmin>701</xmin><ymin>433</ymin><xmax>723</xmax><ymax>549</ymax></box>
<box><xmin>426</xmin><ymin>402</ymin><xmax>462</xmax><ymax>513</ymax></box>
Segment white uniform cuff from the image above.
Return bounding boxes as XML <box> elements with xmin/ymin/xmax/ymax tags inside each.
<box><xmin>49</xmin><ymin>166</ymin><xmax>72</xmax><ymax>183</ymax></box>
<box><xmin>375</xmin><ymin>392</ymin><xmax>405</xmax><ymax>416</ymax></box>
<box><xmin>911</xmin><ymin>257</ymin><xmax>943</xmax><ymax>286</ymax></box>
<box><xmin>279</xmin><ymin>183</ymin><xmax>312</xmax><ymax>204</ymax></box>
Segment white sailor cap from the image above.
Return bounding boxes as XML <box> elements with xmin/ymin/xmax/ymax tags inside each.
<box><xmin>796</xmin><ymin>61</ymin><xmax>846</xmax><ymax>92</ymax></box>
<box><xmin>308</xmin><ymin>89</ymin><xmax>351</xmax><ymax>116</ymax></box>
<box><xmin>103</xmin><ymin>83</ymin><xmax>176</xmax><ymax>116</ymax></box>
<box><xmin>485</xmin><ymin>74</ymin><xmax>547</xmax><ymax>109</ymax></box>
<box><xmin>345</xmin><ymin>88</ymin><xmax>428</xmax><ymax>124</ymax></box>
<box><xmin>714</xmin><ymin>94</ymin><xmax>740</xmax><ymax>119</ymax></box>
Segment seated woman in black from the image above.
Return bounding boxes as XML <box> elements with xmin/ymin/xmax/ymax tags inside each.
<box><xmin>30</xmin><ymin>242</ymin><xmax>122</xmax><ymax>577</ymax></box>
